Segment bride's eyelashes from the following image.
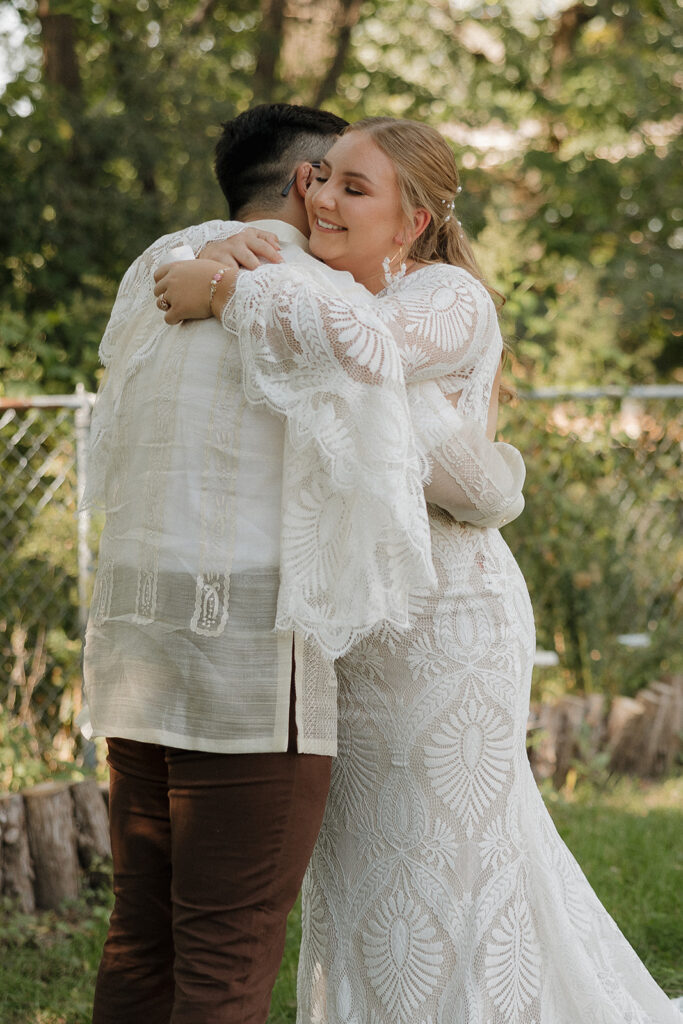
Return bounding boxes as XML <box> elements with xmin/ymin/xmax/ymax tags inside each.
<box><xmin>314</xmin><ymin>176</ymin><xmax>366</xmax><ymax>196</ymax></box>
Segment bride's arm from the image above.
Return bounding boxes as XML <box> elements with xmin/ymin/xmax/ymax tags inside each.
<box><xmin>219</xmin><ymin>261</ymin><xmax>525</xmax><ymax>528</ymax></box>
<box><xmin>154</xmin><ymin>255</ymin><xmax>524</xmax><ymax>527</ymax></box>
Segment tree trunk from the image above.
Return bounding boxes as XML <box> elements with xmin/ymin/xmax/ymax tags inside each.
<box><xmin>38</xmin><ymin>2</ymin><xmax>82</xmax><ymax>97</ymax></box>
<box><xmin>253</xmin><ymin>0</ymin><xmax>287</xmax><ymax>101</ymax></box>
<box><xmin>0</xmin><ymin>794</ymin><xmax>35</xmax><ymax>913</ymax></box>
<box><xmin>313</xmin><ymin>0</ymin><xmax>364</xmax><ymax>107</ymax></box>
<box><xmin>23</xmin><ymin>782</ymin><xmax>80</xmax><ymax>910</ymax></box>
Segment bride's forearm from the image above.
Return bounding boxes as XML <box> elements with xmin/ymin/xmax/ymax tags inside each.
<box><xmin>153</xmin><ymin>258</ymin><xmax>238</xmax><ymax>324</ymax></box>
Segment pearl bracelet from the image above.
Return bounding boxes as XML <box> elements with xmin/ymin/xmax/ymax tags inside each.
<box><xmin>209</xmin><ymin>267</ymin><xmax>231</xmax><ymax>309</ymax></box>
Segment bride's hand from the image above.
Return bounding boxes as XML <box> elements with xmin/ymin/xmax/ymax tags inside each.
<box><xmin>153</xmin><ymin>259</ymin><xmax>237</xmax><ymax>325</ymax></box>
<box><xmin>199</xmin><ymin>227</ymin><xmax>283</xmax><ymax>269</ymax></box>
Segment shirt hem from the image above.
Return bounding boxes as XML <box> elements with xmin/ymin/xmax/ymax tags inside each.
<box><xmin>82</xmin><ymin>714</ymin><xmax>335</xmax><ymax>756</ymax></box>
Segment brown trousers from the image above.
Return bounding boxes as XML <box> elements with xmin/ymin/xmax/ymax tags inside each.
<box><xmin>93</xmin><ymin>699</ymin><xmax>331</xmax><ymax>1024</ymax></box>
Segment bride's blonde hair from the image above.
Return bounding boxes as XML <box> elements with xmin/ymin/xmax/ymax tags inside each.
<box><xmin>345</xmin><ymin>117</ymin><xmax>503</xmax><ymax>308</ymax></box>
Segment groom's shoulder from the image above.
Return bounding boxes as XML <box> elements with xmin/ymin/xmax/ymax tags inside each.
<box><xmin>112</xmin><ymin>219</ymin><xmax>241</xmax><ymax>306</ymax></box>
<box><xmin>130</xmin><ymin>219</ymin><xmax>238</xmax><ymax>273</ymax></box>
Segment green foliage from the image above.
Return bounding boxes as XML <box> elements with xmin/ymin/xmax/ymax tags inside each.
<box><xmin>0</xmin><ymin>406</ymin><xmax>87</xmax><ymax>785</ymax></box>
<box><xmin>501</xmin><ymin>397</ymin><xmax>682</xmax><ymax>699</ymax></box>
<box><xmin>0</xmin><ymin>0</ymin><xmax>680</xmax><ymax>394</ymax></box>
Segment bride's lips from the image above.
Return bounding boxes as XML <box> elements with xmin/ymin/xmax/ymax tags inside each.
<box><xmin>314</xmin><ymin>217</ymin><xmax>346</xmax><ymax>233</ymax></box>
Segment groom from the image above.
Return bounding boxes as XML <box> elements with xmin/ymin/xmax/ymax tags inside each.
<box><xmin>84</xmin><ymin>103</ymin><xmax>524</xmax><ymax>1023</ymax></box>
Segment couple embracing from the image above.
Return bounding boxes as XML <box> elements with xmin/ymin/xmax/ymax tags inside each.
<box><xmin>81</xmin><ymin>104</ymin><xmax>679</xmax><ymax>1024</ymax></box>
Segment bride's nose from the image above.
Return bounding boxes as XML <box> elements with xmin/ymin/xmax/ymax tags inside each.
<box><xmin>313</xmin><ymin>182</ymin><xmax>336</xmax><ymax>209</ymax></box>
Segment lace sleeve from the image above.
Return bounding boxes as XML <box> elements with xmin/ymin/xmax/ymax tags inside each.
<box><xmin>222</xmin><ymin>259</ymin><xmax>522</xmax><ymax>533</ymax></box>
<box><xmin>222</xmin><ymin>262</ymin><xmax>437</xmax><ymax>657</ymax></box>
<box><xmin>375</xmin><ymin>264</ymin><xmax>501</xmax><ymax>384</ymax></box>
<box><xmin>376</xmin><ymin>267</ymin><xmax>524</xmax><ymax>528</ymax></box>
<box><xmin>408</xmin><ymin>382</ymin><xmax>525</xmax><ymax>529</ymax></box>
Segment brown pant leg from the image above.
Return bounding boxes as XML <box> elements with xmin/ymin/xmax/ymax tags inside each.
<box><xmin>93</xmin><ymin>739</ymin><xmax>174</xmax><ymax>1024</ymax></box>
<box><xmin>168</xmin><ymin>748</ymin><xmax>331</xmax><ymax>1024</ymax></box>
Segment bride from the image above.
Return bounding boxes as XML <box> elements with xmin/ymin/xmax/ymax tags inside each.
<box><xmin>156</xmin><ymin>117</ymin><xmax>681</xmax><ymax>1023</ymax></box>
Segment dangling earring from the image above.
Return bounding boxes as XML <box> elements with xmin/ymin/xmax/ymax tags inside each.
<box><xmin>382</xmin><ymin>246</ymin><xmax>407</xmax><ymax>290</ymax></box>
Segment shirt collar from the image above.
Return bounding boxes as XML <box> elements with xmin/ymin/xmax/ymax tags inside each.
<box><xmin>243</xmin><ymin>218</ymin><xmax>310</xmax><ymax>253</ymax></box>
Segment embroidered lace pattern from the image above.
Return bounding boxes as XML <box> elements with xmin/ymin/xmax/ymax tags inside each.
<box><xmin>295</xmin><ymin>269</ymin><xmax>682</xmax><ymax>1023</ymax></box>
<box><xmin>222</xmin><ymin>260</ymin><xmax>525</xmax><ymax>657</ymax></box>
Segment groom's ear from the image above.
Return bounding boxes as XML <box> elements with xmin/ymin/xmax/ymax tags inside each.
<box><xmin>295</xmin><ymin>162</ymin><xmax>318</xmax><ymax>198</ymax></box>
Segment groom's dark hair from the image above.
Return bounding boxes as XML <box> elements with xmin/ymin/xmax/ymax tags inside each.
<box><xmin>215</xmin><ymin>103</ymin><xmax>348</xmax><ymax>218</ymax></box>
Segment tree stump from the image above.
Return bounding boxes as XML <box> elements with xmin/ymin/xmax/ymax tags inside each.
<box><xmin>99</xmin><ymin>780</ymin><xmax>110</xmax><ymax>811</ymax></box>
<box><xmin>0</xmin><ymin>793</ymin><xmax>35</xmax><ymax>913</ymax></box>
<box><xmin>553</xmin><ymin>695</ymin><xmax>587</xmax><ymax>787</ymax></box>
<box><xmin>583</xmin><ymin>693</ymin><xmax>606</xmax><ymax>758</ymax></box>
<box><xmin>70</xmin><ymin>779</ymin><xmax>111</xmax><ymax>887</ymax></box>
<box><xmin>607</xmin><ymin>696</ymin><xmax>645</xmax><ymax>773</ymax></box>
<box><xmin>70</xmin><ymin>779</ymin><xmax>111</xmax><ymax>867</ymax></box>
<box><xmin>646</xmin><ymin>679</ymin><xmax>682</xmax><ymax>775</ymax></box>
<box><xmin>528</xmin><ymin>701</ymin><xmax>564</xmax><ymax>782</ymax></box>
<box><xmin>23</xmin><ymin>782</ymin><xmax>80</xmax><ymax>910</ymax></box>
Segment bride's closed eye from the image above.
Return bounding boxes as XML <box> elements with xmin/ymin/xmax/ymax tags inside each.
<box><xmin>315</xmin><ymin>176</ymin><xmax>365</xmax><ymax>197</ymax></box>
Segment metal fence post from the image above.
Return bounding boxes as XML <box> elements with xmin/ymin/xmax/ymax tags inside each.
<box><xmin>74</xmin><ymin>383</ymin><xmax>97</xmax><ymax>769</ymax></box>
<box><xmin>74</xmin><ymin>383</ymin><xmax>92</xmax><ymax>636</ymax></box>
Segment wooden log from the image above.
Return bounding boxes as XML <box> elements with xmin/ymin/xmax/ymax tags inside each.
<box><xmin>553</xmin><ymin>695</ymin><xmax>586</xmax><ymax>788</ymax></box>
<box><xmin>99</xmin><ymin>780</ymin><xmax>110</xmax><ymax>811</ymax></box>
<box><xmin>0</xmin><ymin>793</ymin><xmax>35</xmax><ymax>913</ymax></box>
<box><xmin>70</xmin><ymin>779</ymin><xmax>111</xmax><ymax>868</ymax></box>
<box><xmin>583</xmin><ymin>693</ymin><xmax>606</xmax><ymax>758</ymax></box>
<box><xmin>528</xmin><ymin>701</ymin><xmax>564</xmax><ymax>782</ymax></box>
<box><xmin>607</xmin><ymin>695</ymin><xmax>645</xmax><ymax>773</ymax></box>
<box><xmin>635</xmin><ymin>689</ymin><xmax>664</xmax><ymax>775</ymax></box>
<box><xmin>636</xmin><ymin>680</ymin><xmax>682</xmax><ymax>776</ymax></box>
<box><xmin>23</xmin><ymin>782</ymin><xmax>80</xmax><ymax>910</ymax></box>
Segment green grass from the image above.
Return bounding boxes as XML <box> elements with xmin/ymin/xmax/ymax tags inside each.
<box><xmin>0</xmin><ymin>777</ymin><xmax>680</xmax><ymax>1023</ymax></box>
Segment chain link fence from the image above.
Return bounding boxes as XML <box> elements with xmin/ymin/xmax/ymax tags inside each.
<box><xmin>1</xmin><ymin>387</ymin><xmax>681</xmax><ymax>789</ymax></box>
<box><xmin>0</xmin><ymin>388</ymin><xmax>93</xmax><ymax>787</ymax></box>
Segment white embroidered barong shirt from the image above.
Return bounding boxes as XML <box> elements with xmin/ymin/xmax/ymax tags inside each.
<box><xmin>81</xmin><ymin>218</ymin><xmax>525</xmax><ymax>756</ymax></box>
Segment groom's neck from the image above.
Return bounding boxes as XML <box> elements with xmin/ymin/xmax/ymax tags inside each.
<box><xmin>240</xmin><ymin>200</ymin><xmax>311</xmax><ymax>239</ymax></box>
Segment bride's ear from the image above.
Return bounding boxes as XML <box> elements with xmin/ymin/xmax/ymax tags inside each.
<box><xmin>394</xmin><ymin>208</ymin><xmax>431</xmax><ymax>248</ymax></box>
<box><xmin>410</xmin><ymin>207</ymin><xmax>431</xmax><ymax>242</ymax></box>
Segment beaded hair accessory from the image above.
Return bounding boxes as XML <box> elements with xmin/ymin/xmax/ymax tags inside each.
<box><xmin>442</xmin><ymin>185</ymin><xmax>463</xmax><ymax>223</ymax></box>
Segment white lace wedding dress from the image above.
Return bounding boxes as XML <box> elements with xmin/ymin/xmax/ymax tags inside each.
<box><xmin>284</xmin><ymin>269</ymin><xmax>681</xmax><ymax>1023</ymax></box>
